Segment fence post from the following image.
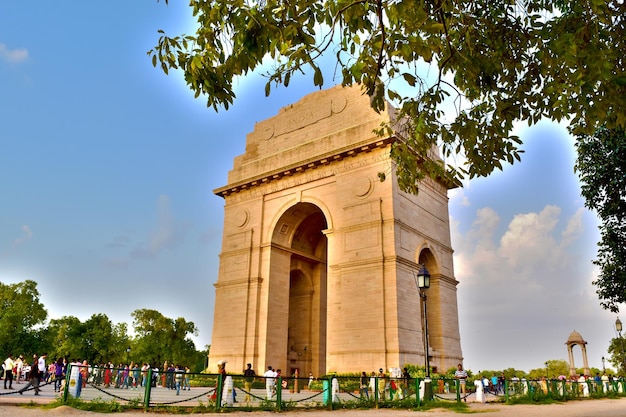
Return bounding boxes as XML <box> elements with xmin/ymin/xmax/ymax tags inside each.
<box><xmin>277</xmin><ymin>376</ymin><xmax>282</xmax><ymax>411</ymax></box>
<box><xmin>62</xmin><ymin>363</ymin><xmax>71</xmax><ymax>403</ymax></box>
<box><xmin>327</xmin><ymin>377</ymin><xmax>333</xmax><ymax>410</ymax></box>
<box><xmin>504</xmin><ymin>379</ymin><xmax>509</xmax><ymax>402</ymax></box>
<box><xmin>143</xmin><ymin>368</ymin><xmax>153</xmax><ymax>410</ymax></box>
<box><xmin>216</xmin><ymin>374</ymin><xmax>223</xmax><ymax>409</ymax></box>
<box><xmin>415</xmin><ymin>378</ymin><xmax>421</xmax><ymax>406</ymax></box>
<box><xmin>455</xmin><ymin>379</ymin><xmax>460</xmax><ymax>403</ymax></box>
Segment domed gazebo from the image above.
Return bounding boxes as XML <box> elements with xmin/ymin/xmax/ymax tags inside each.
<box><xmin>566</xmin><ymin>330</ymin><xmax>590</xmax><ymax>377</ymax></box>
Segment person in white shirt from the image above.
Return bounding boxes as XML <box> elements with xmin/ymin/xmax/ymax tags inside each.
<box><xmin>38</xmin><ymin>354</ymin><xmax>47</xmax><ymax>382</ymax></box>
<box><xmin>4</xmin><ymin>354</ymin><xmax>15</xmax><ymax>389</ymax></box>
<box><xmin>264</xmin><ymin>366</ymin><xmax>277</xmax><ymax>399</ymax></box>
<box><xmin>16</xmin><ymin>356</ymin><xmax>24</xmax><ymax>384</ymax></box>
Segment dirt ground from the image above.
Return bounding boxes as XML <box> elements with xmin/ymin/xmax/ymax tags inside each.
<box><xmin>2</xmin><ymin>398</ymin><xmax>626</xmax><ymax>417</ymax></box>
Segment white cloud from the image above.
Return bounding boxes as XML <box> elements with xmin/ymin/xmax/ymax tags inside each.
<box><xmin>498</xmin><ymin>205</ymin><xmax>563</xmax><ymax>268</ymax></box>
<box><xmin>105</xmin><ymin>195</ymin><xmax>186</xmax><ymax>267</ymax></box>
<box><xmin>0</xmin><ymin>43</ymin><xmax>28</xmax><ymax>63</ymax></box>
<box><xmin>454</xmin><ymin>203</ymin><xmax>617</xmax><ymax>371</ymax></box>
<box><xmin>131</xmin><ymin>195</ymin><xmax>185</xmax><ymax>259</ymax></box>
<box><xmin>13</xmin><ymin>224</ymin><xmax>33</xmax><ymax>246</ymax></box>
<box><xmin>560</xmin><ymin>207</ymin><xmax>584</xmax><ymax>247</ymax></box>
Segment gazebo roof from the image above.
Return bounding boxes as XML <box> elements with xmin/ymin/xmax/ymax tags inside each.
<box><xmin>566</xmin><ymin>330</ymin><xmax>587</xmax><ymax>345</ymax></box>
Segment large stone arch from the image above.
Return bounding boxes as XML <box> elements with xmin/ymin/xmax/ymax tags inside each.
<box><xmin>208</xmin><ymin>85</ymin><xmax>463</xmax><ymax>375</ymax></box>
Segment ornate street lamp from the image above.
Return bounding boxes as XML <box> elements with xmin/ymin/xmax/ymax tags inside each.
<box><xmin>414</xmin><ymin>263</ymin><xmax>431</xmax><ymax>400</ymax></box>
<box><xmin>616</xmin><ymin>318</ymin><xmax>625</xmax><ymax>374</ymax></box>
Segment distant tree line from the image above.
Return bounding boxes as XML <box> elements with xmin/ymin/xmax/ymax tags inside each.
<box><xmin>0</xmin><ymin>280</ymin><xmax>208</xmax><ymax>371</ymax></box>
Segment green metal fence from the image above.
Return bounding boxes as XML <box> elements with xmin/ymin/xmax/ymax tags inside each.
<box><xmin>54</xmin><ymin>365</ymin><xmax>626</xmax><ymax>411</ymax></box>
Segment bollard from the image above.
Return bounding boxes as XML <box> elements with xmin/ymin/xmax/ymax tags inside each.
<box><xmin>423</xmin><ymin>377</ymin><xmax>433</xmax><ymax>401</ymax></box>
<box><xmin>374</xmin><ymin>375</ymin><xmax>379</xmax><ymax>408</ymax></box>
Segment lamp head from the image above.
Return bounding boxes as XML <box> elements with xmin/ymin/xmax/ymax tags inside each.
<box><xmin>617</xmin><ymin>318</ymin><xmax>623</xmax><ymax>333</ymax></box>
<box><xmin>416</xmin><ymin>264</ymin><xmax>431</xmax><ymax>289</ymax></box>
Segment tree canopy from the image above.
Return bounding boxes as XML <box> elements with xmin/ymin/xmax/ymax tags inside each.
<box><xmin>575</xmin><ymin>127</ymin><xmax>626</xmax><ymax>313</ymax></box>
<box><xmin>0</xmin><ymin>280</ymin><xmax>205</xmax><ymax>370</ymax></box>
<box><xmin>607</xmin><ymin>335</ymin><xmax>626</xmax><ymax>374</ymax></box>
<box><xmin>150</xmin><ymin>0</ymin><xmax>626</xmax><ymax>192</ymax></box>
<box><xmin>0</xmin><ymin>280</ymin><xmax>47</xmax><ymax>355</ymax></box>
<box><xmin>131</xmin><ymin>308</ymin><xmax>199</xmax><ymax>367</ymax></box>
<box><xmin>48</xmin><ymin>314</ymin><xmax>130</xmax><ymax>364</ymax></box>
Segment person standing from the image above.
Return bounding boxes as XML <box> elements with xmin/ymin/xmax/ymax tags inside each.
<box><xmin>482</xmin><ymin>375</ymin><xmax>490</xmax><ymax>394</ymax></box>
<box><xmin>243</xmin><ymin>363</ymin><xmax>256</xmax><ymax>405</ymax></box>
<box><xmin>359</xmin><ymin>371</ymin><xmax>369</xmax><ymax>400</ymax></box>
<box><xmin>15</xmin><ymin>355</ymin><xmax>24</xmax><ymax>384</ymax></box>
<box><xmin>4</xmin><ymin>354</ymin><xmax>15</xmax><ymax>389</ymax></box>
<box><xmin>80</xmin><ymin>360</ymin><xmax>89</xmax><ymax>388</ymax></box>
<box><xmin>369</xmin><ymin>371</ymin><xmax>377</xmax><ymax>398</ymax></box>
<box><xmin>38</xmin><ymin>354</ymin><xmax>47</xmax><ymax>385</ymax></box>
<box><xmin>18</xmin><ymin>354</ymin><xmax>40</xmax><ymax>395</ymax></box>
<box><xmin>47</xmin><ymin>361</ymin><xmax>56</xmax><ymax>384</ymax></box>
<box><xmin>377</xmin><ymin>368</ymin><xmax>386</xmax><ymax>400</ymax></box>
<box><xmin>402</xmin><ymin>367</ymin><xmax>411</xmax><ymax>398</ymax></box>
<box><xmin>54</xmin><ymin>357</ymin><xmax>65</xmax><ymax>392</ymax></box>
<box><xmin>174</xmin><ymin>365</ymin><xmax>183</xmax><ymax>395</ymax></box>
<box><xmin>132</xmin><ymin>363</ymin><xmax>140</xmax><ymax>389</ymax></box>
<box><xmin>104</xmin><ymin>362</ymin><xmax>112</xmax><ymax>388</ymax></box>
<box><xmin>183</xmin><ymin>366</ymin><xmax>191</xmax><ymax>391</ymax></box>
<box><xmin>454</xmin><ymin>363</ymin><xmax>468</xmax><ymax>400</ymax></box>
<box><xmin>264</xmin><ymin>366</ymin><xmax>276</xmax><ymax>399</ymax></box>
<box><xmin>491</xmin><ymin>374</ymin><xmax>499</xmax><ymax>394</ymax></box>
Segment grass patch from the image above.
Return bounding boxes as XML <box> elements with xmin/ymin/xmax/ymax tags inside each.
<box><xmin>418</xmin><ymin>399</ymin><xmax>471</xmax><ymax>413</ymax></box>
<box><xmin>44</xmin><ymin>396</ymin><xmax>125</xmax><ymax>412</ymax></box>
<box><xmin>506</xmin><ymin>395</ymin><xmax>561</xmax><ymax>405</ymax></box>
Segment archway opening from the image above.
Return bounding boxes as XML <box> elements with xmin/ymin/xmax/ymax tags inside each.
<box><xmin>272</xmin><ymin>203</ymin><xmax>328</xmax><ymax>377</ymax></box>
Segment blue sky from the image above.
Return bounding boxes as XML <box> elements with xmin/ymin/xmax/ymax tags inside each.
<box><xmin>1</xmin><ymin>2</ymin><xmax>620</xmax><ymax>373</ymax></box>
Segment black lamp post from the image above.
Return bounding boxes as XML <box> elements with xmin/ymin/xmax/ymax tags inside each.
<box><xmin>602</xmin><ymin>356</ymin><xmax>606</xmax><ymax>372</ymax></box>
<box><xmin>126</xmin><ymin>346</ymin><xmax>131</xmax><ymax>364</ymax></box>
<box><xmin>414</xmin><ymin>263</ymin><xmax>431</xmax><ymax>399</ymax></box>
<box><xmin>616</xmin><ymin>318</ymin><xmax>625</xmax><ymax>373</ymax></box>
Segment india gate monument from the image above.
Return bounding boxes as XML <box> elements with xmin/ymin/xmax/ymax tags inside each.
<box><xmin>208</xmin><ymin>85</ymin><xmax>463</xmax><ymax>376</ymax></box>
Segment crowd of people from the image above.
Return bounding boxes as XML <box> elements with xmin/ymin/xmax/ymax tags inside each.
<box><xmin>1</xmin><ymin>354</ymin><xmax>194</xmax><ymax>397</ymax></box>
<box><xmin>1</xmin><ymin>353</ymin><xmax>49</xmax><ymax>395</ymax></box>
